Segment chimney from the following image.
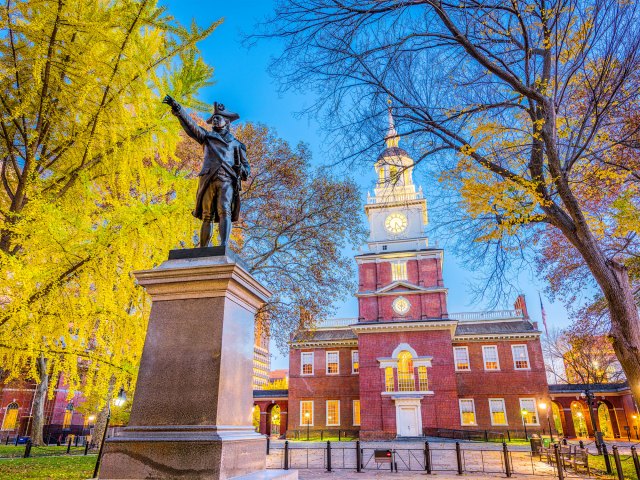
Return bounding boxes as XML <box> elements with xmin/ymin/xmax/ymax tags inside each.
<box><xmin>514</xmin><ymin>294</ymin><xmax>529</xmax><ymax>319</ymax></box>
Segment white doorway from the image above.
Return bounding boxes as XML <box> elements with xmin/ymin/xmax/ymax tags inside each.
<box><xmin>394</xmin><ymin>397</ymin><xmax>423</xmax><ymax>437</ymax></box>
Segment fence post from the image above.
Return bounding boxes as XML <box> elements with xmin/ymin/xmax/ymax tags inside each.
<box><xmin>612</xmin><ymin>446</ymin><xmax>624</xmax><ymax>480</ymax></box>
<box><xmin>503</xmin><ymin>442</ymin><xmax>512</xmax><ymax>478</ymax></box>
<box><xmin>425</xmin><ymin>441</ymin><xmax>432</xmax><ymax>474</ymax></box>
<box><xmin>284</xmin><ymin>440</ymin><xmax>289</xmax><ymax>470</ymax></box>
<box><xmin>455</xmin><ymin>442</ymin><xmax>463</xmax><ymax>475</ymax></box>
<box><xmin>507</xmin><ymin>430</ymin><xmax>511</xmax><ymax>442</ymax></box>
<box><xmin>484</xmin><ymin>430</ymin><xmax>489</xmax><ymax>442</ymax></box>
<box><xmin>67</xmin><ymin>436</ymin><xmax>72</xmax><ymax>454</ymax></box>
<box><xmin>602</xmin><ymin>441</ymin><xmax>613</xmax><ymax>474</ymax></box>
<box><xmin>14</xmin><ymin>435</ymin><xmax>19</xmax><ymax>446</ymax></box>
<box><xmin>4</xmin><ymin>435</ymin><xmax>8</xmax><ymax>445</ymax></box>
<box><xmin>266</xmin><ymin>436</ymin><xmax>270</xmax><ymax>455</ymax></box>
<box><xmin>23</xmin><ymin>439</ymin><xmax>32</xmax><ymax>458</ymax></box>
<box><xmin>632</xmin><ymin>446</ymin><xmax>640</xmax><ymax>479</ymax></box>
<box><xmin>326</xmin><ymin>441</ymin><xmax>332</xmax><ymax>472</ymax></box>
<box><xmin>554</xmin><ymin>444</ymin><xmax>564</xmax><ymax>480</ymax></box>
<box><xmin>356</xmin><ymin>440</ymin><xmax>362</xmax><ymax>473</ymax></box>
<box><xmin>339</xmin><ymin>430</ymin><xmax>341</xmax><ymax>442</ymax></box>
<box><xmin>579</xmin><ymin>440</ymin><xmax>584</xmax><ymax>449</ymax></box>
<box><xmin>84</xmin><ymin>440</ymin><xmax>89</xmax><ymax>456</ymax></box>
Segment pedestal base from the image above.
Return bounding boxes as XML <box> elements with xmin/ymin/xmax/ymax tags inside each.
<box><xmin>99</xmin><ymin>426</ymin><xmax>266</xmax><ymax>479</ymax></box>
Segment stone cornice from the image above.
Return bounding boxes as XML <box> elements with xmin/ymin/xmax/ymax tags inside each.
<box><xmin>290</xmin><ymin>339</ymin><xmax>358</xmax><ymax>349</ymax></box>
<box><xmin>355</xmin><ymin>249</ymin><xmax>443</xmax><ymax>264</ymax></box>
<box><xmin>453</xmin><ymin>332</ymin><xmax>541</xmax><ymax>342</ymax></box>
<box><xmin>352</xmin><ymin>320</ymin><xmax>457</xmax><ymax>336</ymax></box>
<box><xmin>355</xmin><ymin>287</ymin><xmax>447</xmax><ymax>298</ymax></box>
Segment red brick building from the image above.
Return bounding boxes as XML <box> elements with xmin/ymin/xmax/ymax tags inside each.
<box><xmin>287</xmin><ymin>110</ymin><xmax>550</xmax><ymax>440</ymax></box>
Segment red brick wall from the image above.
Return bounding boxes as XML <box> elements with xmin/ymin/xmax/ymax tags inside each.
<box><xmin>288</xmin><ymin>347</ymin><xmax>360</xmax><ymax>435</ymax></box>
<box><xmin>454</xmin><ymin>339</ymin><xmax>549</xmax><ymax>431</ymax></box>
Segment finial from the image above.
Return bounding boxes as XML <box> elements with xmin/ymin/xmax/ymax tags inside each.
<box><xmin>385</xmin><ymin>98</ymin><xmax>400</xmax><ymax>148</ymax></box>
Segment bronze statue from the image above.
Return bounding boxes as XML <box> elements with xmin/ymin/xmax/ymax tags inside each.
<box><xmin>163</xmin><ymin>95</ymin><xmax>250</xmax><ymax>248</ymax></box>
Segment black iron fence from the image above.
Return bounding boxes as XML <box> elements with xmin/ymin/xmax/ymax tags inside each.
<box><xmin>267</xmin><ymin>439</ymin><xmax>640</xmax><ymax>478</ymax></box>
<box><xmin>286</xmin><ymin>429</ymin><xmax>359</xmax><ymax>442</ymax></box>
<box><xmin>0</xmin><ymin>435</ymin><xmax>95</xmax><ymax>459</ymax></box>
<box><xmin>423</xmin><ymin>427</ymin><xmax>538</xmax><ymax>442</ymax></box>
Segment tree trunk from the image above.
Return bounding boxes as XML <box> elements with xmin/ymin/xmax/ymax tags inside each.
<box><xmin>31</xmin><ymin>355</ymin><xmax>48</xmax><ymax>446</ymax></box>
<box><xmin>91</xmin><ymin>380</ymin><xmax>115</xmax><ymax>449</ymax></box>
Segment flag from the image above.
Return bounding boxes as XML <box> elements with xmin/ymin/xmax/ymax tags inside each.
<box><xmin>539</xmin><ymin>292</ymin><xmax>549</xmax><ymax>336</ymax></box>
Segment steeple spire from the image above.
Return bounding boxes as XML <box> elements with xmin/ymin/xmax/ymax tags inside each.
<box><xmin>384</xmin><ymin>99</ymin><xmax>400</xmax><ymax>148</ymax></box>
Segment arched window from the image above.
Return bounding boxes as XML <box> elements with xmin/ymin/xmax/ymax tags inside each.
<box><xmin>571</xmin><ymin>402</ymin><xmax>587</xmax><ymax>437</ymax></box>
<box><xmin>378</xmin><ymin>166</ymin><xmax>385</xmax><ymax>184</ymax></box>
<box><xmin>62</xmin><ymin>403</ymin><xmax>73</xmax><ymax>429</ymax></box>
<box><xmin>389</xmin><ymin>165</ymin><xmax>399</xmax><ymax>185</ymax></box>
<box><xmin>397</xmin><ymin>351</ymin><xmax>415</xmax><ymax>391</ymax></box>
<box><xmin>1</xmin><ymin>402</ymin><xmax>19</xmax><ymax>431</ymax></box>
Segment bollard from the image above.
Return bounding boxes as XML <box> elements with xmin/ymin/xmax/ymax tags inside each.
<box><xmin>612</xmin><ymin>445</ymin><xmax>624</xmax><ymax>480</ymax></box>
<box><xmin>4</xmin><ymin>436</ymin><xmax>7</xmax><ymax>446</ymax></box>
<box><xmin>23</xmin><ymin>440</ymin><xmax>32</xmax><ymax>458</ymax></box>
<box><xmin>356</xmin><ymin>440</ymin><xmax>362</xmax><ymax>473</ymax></box>
<box><xmin>67</xmin><ymin>436</ymin><xmax>72</xmax><ymax>454</ymax></box>
<box><xmin>284</xmin><ymin>440</ymin><xmax>289</xmax><ymax>470</ymax></box>
<box><xmin>75</xmin><ymin>435</ymin><xmax>79</xmax><ymax>447</ymax></box>
<box><xmin>484</xmin><ymin>430</ymin><xmax>488</xmax><ymax>442</ymax></box>
<box><xmin>507</xmin><ymin>430</ymin><xmax>511</xmax><ymax>442</ymax></box>
<box><xmin>14</xmin><ymin>435</ymin><xmax>19</xmax><ymax>446</ymax></box>
<box><xmin>602</xmin><ymin>441</ymin><xmax>613</xmax><ymax>474</ymax></box>
<box><xmin>326</xmin><ymin>441</ymin><xmax>332</xmax><ymax>472</ymax></box>
<box><xmin>562</xmin><ymin>438</ymin><xmax>567</xmax><ymax>446</ymax></box>
<box><xmin>554</xmin><ymin>444</ymin><xmax>564</xmax><ymax>480</ymax></box>
<box><xmin>339</xmin><ymin>430</ymin><xmax>341</xmax><ymax>442</ymax></box>
<box><xmin>503</xmin><ymin>442</ymin><xmax>512</xmax><ymax>478</ymax></box>
<box><xmin>425</xmin><ymin>441</ymin><xmax>432</xmax><ymax>474</ymax></box>
<box><xmin>632</xmin><ymin>446</ymin><xmax>640</xmax><ymax>478</ymax></box>
<box><xmin>84</xmin><ymin>440</ymin><xmax>90</xmax><ymax>456</ymax></box>
<box><xmin>579</xmin><ymin>440</ymin><xmax>584</xmax><ymax>449</ymax></box>
<box><xmin>266</xmin><ymin>436</ymin><xmax>270</xmax><ymax>455</ymax></box>
<box><xmin>455</xmin><ymin>442</ymin><xmax>463</xmax><ymax>475</ymax></box>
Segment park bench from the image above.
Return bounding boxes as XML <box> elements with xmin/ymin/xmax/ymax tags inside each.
<box><xmin>570</xmin><ymin>448</ymin><xmax>590</xmax><ymax>475</ymax></box>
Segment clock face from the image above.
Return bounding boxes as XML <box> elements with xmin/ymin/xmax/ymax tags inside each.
<box><xmin>392</xmin><ymin>296</ymin><xmax>411</xmax><ymax>316</ymax></box>
<box><xmin>385</xmin><ymin>213</ymin><xmax>408</xmax><ymax>234</ymax></box>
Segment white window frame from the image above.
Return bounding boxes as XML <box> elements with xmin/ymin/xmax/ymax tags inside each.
<box><xmin>326</xmin><ymin>400</ymin><xmax>340</xmax><ymax>426</ymax></box>
<box><xmin>453</xmin><ymin>346</ymin><xmax>470</xmax><ymax>371</ymax></box>
<box><xmin>301</xmin><ymin>352</ymin><xmax>314</xmax><ymax>376</ymax></box>
<box><xmin>352</xmin><ymin>350</ymin><xmax>359</xmax><ymax>374</ymax></box>
<box><xmin>326</xmin><ymin>351</ymin><xmax>339</xmax><ymax>375</ymax></box>
<box><xmin>300</xmin><ymin>401</ymin><xmax>314</xmax><ymax>426</ymax></box>
<box><xmin>353</xmin><ymin>400</ymin><xmax>361</xmax><ymax>426</ymax></box>
<box><xmin>511</xmin><ymin>345</ymin><xmax>531</xmax><ymax>370</ymax></box>
<box><xmin>489</xmin><ymin>398</ymin><xmax>508</xmax><ymax>426</ymax></box>
<box><xmin>519</xmin><ymin>398</ymin><xmax>540</xmax><ymax>426</ymax></box>
<box><xmin>459</xmin><ymin>399</ymin><xmax>477</xmax><ymax>426</ymax></box>
<box><xmin>482</xmin><ymin>345</ymin><xmax>500</xmax><ymax>371</ymax></box>
<box><xmin>391</xmin><ymin>261</ymin><xmax>408</xmax><ymax>281</ymax></box>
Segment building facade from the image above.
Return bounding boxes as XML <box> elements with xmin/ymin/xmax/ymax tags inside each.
<box><xmin>287</xmin><ymin>110</ymin><xmax>550</xmax><ymax>440</ymax></box>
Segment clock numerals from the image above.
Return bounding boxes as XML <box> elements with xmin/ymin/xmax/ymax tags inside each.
<box><xmin>385</xmin><ymin>213</ymin><xmax>408</xmax><ymax>234</ymax></box>
<box><xmin>392</xmin><ymin>296</ymin><xmax>411</xmax><ymax>316</ymax></box>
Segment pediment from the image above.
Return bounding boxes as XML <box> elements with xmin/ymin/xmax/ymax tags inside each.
<box><xmin>376</xmin><ymin>281</ymin><xmax>425</xmax><ymax>294</ymax></box>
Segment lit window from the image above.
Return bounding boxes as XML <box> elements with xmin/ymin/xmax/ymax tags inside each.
<box><xmin>459</xmin><ymin>399</ymin><xmax>476</xmax><ymax>426</ymax></box>
<box><xmin>389</xmin><ymin>165</ymin><xmax>399</xmax><ymax>184</ymax></box>
<box><xmin>301</xmin><ymin>352</ymin><xmax>314</xmax><ymax>375</ymax></box>
<box><xmin>326</xmin><ymin>351</ymin><xmax>339</xmax><ymax>374</ymax></box>
<box><xmin>397</xmin><ymin>351</ymin><xmax>415</xmax><ymax>391</ymax></box>
<box><xmin>512</xmin><ymin>345</ymin><xmax>530</xmax><ymax>370</ymax></box>
<box><xmin>1</xmin><ymin>403</ymin><xmax>19</xmax><ymax>431</ymax></box>
<box><xmin>62</xmin><ymin>403</ymin><xmax>73</xmax><ymax>429</ymax></box>
<box><xmin>385</xmin><ymin>367</ymin><xmax>395</xmax><ymax>392</ymax></box>
<box><xmin>353</xmin><ymin>400</ymin><xmax>361</xmax><ymax>426</ymax></box>
<box><xmin>454</xmin><ymin>347</ymin><xmax>470</xmax><ymax>371</ymax></box>
<box><xmin>482</xmin><ymin>346</ymin><xmax>500</xmax><ymax>370</ymax></box>
<box><xmin>489</xmin><ymin>399</ymin><xmax>508</xmax><ymax>426</ymax></box>
<box><xmin>391</xmin><ymin>262</ymin><xmax>408</xmax><ymax>281</ymax></box>
<box><xmin>326</xmin><ymin>400</ymin><xmax>340</xmax><ymax>426</ymax></box>
<box><xmin>519</xmin><ymin>398</ymin><xmax>539</xmax><ymax>425</ymax></box>
<box><xmin>418</xmin><ymin>366</ymin><xmax>428</xmax><ymax>391</ymax></box>
<box><xmin>300</xmin><ymin>401</ymin><xmax>314</xmax><ymax>426</ymax></box>
<box><xmin>352</xmin><ymin>351</ymin><xmax>359</xmax><ymax>374</ymax></box>
<box><xmin>378</xmin><ymin>166</ymin><xmax>385</xmax><ymax>184</ymax></box>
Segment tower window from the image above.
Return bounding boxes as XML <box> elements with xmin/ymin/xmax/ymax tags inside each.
<box><xmin>382</xmin><ymin>245</ymin><xmax>387</xmax><ymax>251</ymax></box>
<box><xmin>391</xmin><ymin>261</ymin><xmax>407</xmax><ymax>281</ymax></box>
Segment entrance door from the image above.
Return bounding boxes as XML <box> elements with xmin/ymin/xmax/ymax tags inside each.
<box><xmin>397</xmin><ymin>406</ymin><xmax>419</xmax><ymax>437</ymax></box>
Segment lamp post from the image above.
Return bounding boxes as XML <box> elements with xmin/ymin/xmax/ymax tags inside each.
<box><xmin>539</xmin><ymin>401</ymin><xmax>554</xmax><ymax>442</ymax></box>
<box><xmin>93</xmin><ymin>387</ymin><xmax>127</xmax><ymax>479</ymax></box>
<box><xmin>521</xmin><ymin>409</ymin><xmax>529</xmax><ymax>441</ymax></box>
<box><xmin>305</xmin><ymin>412</ymin><xmax>310</xmax><ymax>441</ymax></box>
<box><xmin>581</xmin><ymin>388</ymin><xmax>603</xmax><ymax>454</ymax></box>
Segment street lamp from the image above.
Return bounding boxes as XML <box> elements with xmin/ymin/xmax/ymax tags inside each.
<box><xmin>581</xmin><ymin>388</ymin><xmax>603</xmax><ymax>454</ymax></box>
<box><xmin>93</xmin><ymin>387</ymin><xmax>127</xmax><ymax>478</ymax></box>
<box><xmin>539</xmin><ymin>401</ymin><xmax>553</xmax><ymax>442</ymax></box>
<box><xmin>304</xmin><ymin>412</ymin><xmax>310</xmax><ymax>441</ymax></box>
<box><xmin>521</xmin><ymin>409</ymin><xmax>529</xmax><ymax>441</ymax></box>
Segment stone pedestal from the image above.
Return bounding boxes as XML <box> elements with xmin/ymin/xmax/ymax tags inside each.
<box><xmin>100</xmin><ymin>248</ymin><xmax>272</xmax><ymax>479</ymax></box>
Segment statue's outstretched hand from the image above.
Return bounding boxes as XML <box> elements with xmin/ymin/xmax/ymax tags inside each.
<box><xmin>162</xmin><ymin>94</ymin><xmax>178</xmax><ymax>109</ymax></box>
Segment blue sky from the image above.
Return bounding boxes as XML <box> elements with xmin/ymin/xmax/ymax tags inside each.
<box><xmin>160</xmin><ymin>1</ymin><xmax>572</xmax><ymax>369</ymax></box>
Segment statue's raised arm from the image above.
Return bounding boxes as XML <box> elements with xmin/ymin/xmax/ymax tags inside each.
<box><xmin>164</xmin><ymin>97</ymin><xmax>247</xmax><ymax>249</ymax></box>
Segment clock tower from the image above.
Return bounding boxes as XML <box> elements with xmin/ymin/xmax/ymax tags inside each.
<box><xmin>355</xmin><ymin>105</ymin><xmax>447</xmax><ymax>322</ymax></box>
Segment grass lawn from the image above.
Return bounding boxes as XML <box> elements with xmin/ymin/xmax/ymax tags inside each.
<box><xmin>0</xmin><ymin>454</ymin><xmax>96</xmax><ymax>480</ymax></box>
<box><xmin>588</xmin><ymin>453</ymin><xmax>639</xmax><ymax>480</ymax></box>
<box><xmin>0</xmin><ymin>444</ymin><xmax>88</xmax><ymax>458</ymax></box>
